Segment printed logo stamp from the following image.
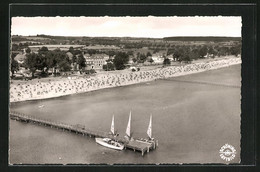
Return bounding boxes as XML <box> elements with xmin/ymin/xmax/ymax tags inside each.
<box><xmin>219</xmin><ymin>143</ymin><xmax>236</xmax><ymax>161</ymax></box>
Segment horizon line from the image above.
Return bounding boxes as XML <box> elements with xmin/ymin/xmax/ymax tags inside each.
<box><xmin>11</xmin><ymin>34</ymin><xmax>242</xmax><ymax>39</ymax></box>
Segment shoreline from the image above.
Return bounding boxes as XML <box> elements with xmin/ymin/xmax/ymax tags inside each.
<box><xmin>9</xmin><ymin>57</ymin><xmax>241</xmax><ymax>103</ymax></box>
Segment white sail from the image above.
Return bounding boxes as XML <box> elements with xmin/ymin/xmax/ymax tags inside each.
<box><xmin>111</xmin><ymin>115</ymin><xmax>115</xmax><ymax>135</ymax></box>
<box><xmin>147</xmin><ymin>115</ymin><xmax>152</xmax><ymax>139</ymax></box>
<box><xmin>126</xmin><ymin>111</ymin><xmax>131</xmax><ymax>137</ymax></box>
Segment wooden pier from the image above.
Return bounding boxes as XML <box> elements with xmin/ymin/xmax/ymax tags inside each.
<box><xmin>10</xmin><ymin>111</ymin><xmax>158</xmax><ymax>156</ymax></box>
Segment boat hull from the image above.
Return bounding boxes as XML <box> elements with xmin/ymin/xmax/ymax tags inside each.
<box><xmin>95</xmin><ymin>138</ymin><xmax>124</xmax><ymax>151</ymax></box>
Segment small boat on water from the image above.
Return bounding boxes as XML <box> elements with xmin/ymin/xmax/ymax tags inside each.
<box><xmin>95</xmin><ymin>115</ymin><xmax>124</xmax><ymax>151</ymax></box>
<box><xmin>95</xmin><ymin>137</ymin><xmax>124</xmax><ymax>151</ymax></box>
<box><xmin>38</xmin><ymin>105</ymin><xmax>45</xmax><ymax>108</ymax></box>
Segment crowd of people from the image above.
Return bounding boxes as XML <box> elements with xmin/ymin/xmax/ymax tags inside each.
<box><xmin>10</xmin><ymin>57</ymin><xmax>241</xmax><ymax>102</ymax></box>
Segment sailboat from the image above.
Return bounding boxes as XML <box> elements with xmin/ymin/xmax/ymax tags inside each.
<box><xmin>147</xmin><ymin>115</ymin><xmax>153</xmax><ymax>141</ymax></box>
<box><xmin>136</xmin><ymin>115</ymin><xmax>154</xmax><ymax>143</ymax></box>
<box><xmin>95</xmin><ymin>115</ymin><xmax>124</xmax><ymax>151</ymax></box>
<box><xmin>111</xmin><ymin>115</ymin><xmax>115</xmax><ymax>135</ymax></box>
<box><xmin>125</xmin><ymin>111</ymin><xmax>132</xmax><ymax>140</ymax></box>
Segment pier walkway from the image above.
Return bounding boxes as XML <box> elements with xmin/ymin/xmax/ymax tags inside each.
<box><xmin>10</xmin><ymin>111</ymin><xmax>157</xmax><ymax>156</ymax></box>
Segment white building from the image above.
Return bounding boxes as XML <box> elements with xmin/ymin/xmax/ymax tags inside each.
<box><xmin>83</xmin><ymin>53</ymin><xmax>109</xmax><ymax>70</ymax></box>
<box><xmin>151</xmin><ymin>53</ymin><xmax>164</xmax><ymax>64</ymax></box>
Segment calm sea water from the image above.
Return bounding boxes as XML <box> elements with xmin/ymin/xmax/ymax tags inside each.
<box><xmin>9</xmin><ymin>65</ymin><xmax>241</xmax><ymax>164</ymax></box>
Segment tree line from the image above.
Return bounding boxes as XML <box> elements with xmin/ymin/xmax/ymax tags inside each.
<box><xmin>11</xmin><ymin>46</ymin><xmax>131</xmax><ymax>78</ymax></box>
<box><xmin>163</xmin><ymin>36</ymin><xmax>241</xmax><ymax>42</ymax></box>
<box><xmin>24</xmin><ymin>47</ymin><xmax>72</xmax><ymax>78</ymax></box>
<box><xmin>167</xmin><ymin>44</ymin><xmax>241</xmax><ymax>62</ymax></box>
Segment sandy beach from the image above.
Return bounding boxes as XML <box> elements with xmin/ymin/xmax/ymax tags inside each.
<box><xmin>9</xmin><ymin>57</ymin><xmax>241</xmax><ymax>102</ymax></box>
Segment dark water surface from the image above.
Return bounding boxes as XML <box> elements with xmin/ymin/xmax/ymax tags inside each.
<box><xmin>9</xmin><ymin>65</ymin><xmax>241</xmax><ymax>164</ymax></box>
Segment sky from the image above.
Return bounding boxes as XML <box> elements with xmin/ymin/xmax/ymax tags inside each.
<box><xmin>11</xmin><ymin>16</ymin><xmax>242</xmax><ymax>38</ymax></box>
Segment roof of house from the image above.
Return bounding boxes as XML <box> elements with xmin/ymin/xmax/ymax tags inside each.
<box><xmin>66</xmin><ymin>52</ymin><xmax>74</xmax><ymax>59</ymax></box>
<box><xmin>152</xmin><ymin>53</ymin><xmax>164</xmax><ymax>57</ymax></box>
<box><xmin>14</xmin><ymin>53</ymin><xmax>26</xmax><ymax>61</ymax></box>
<box><xmin>84</xmin><ymin>53</ymin><xmax>108</xmax><ymax>60</ymax></box>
